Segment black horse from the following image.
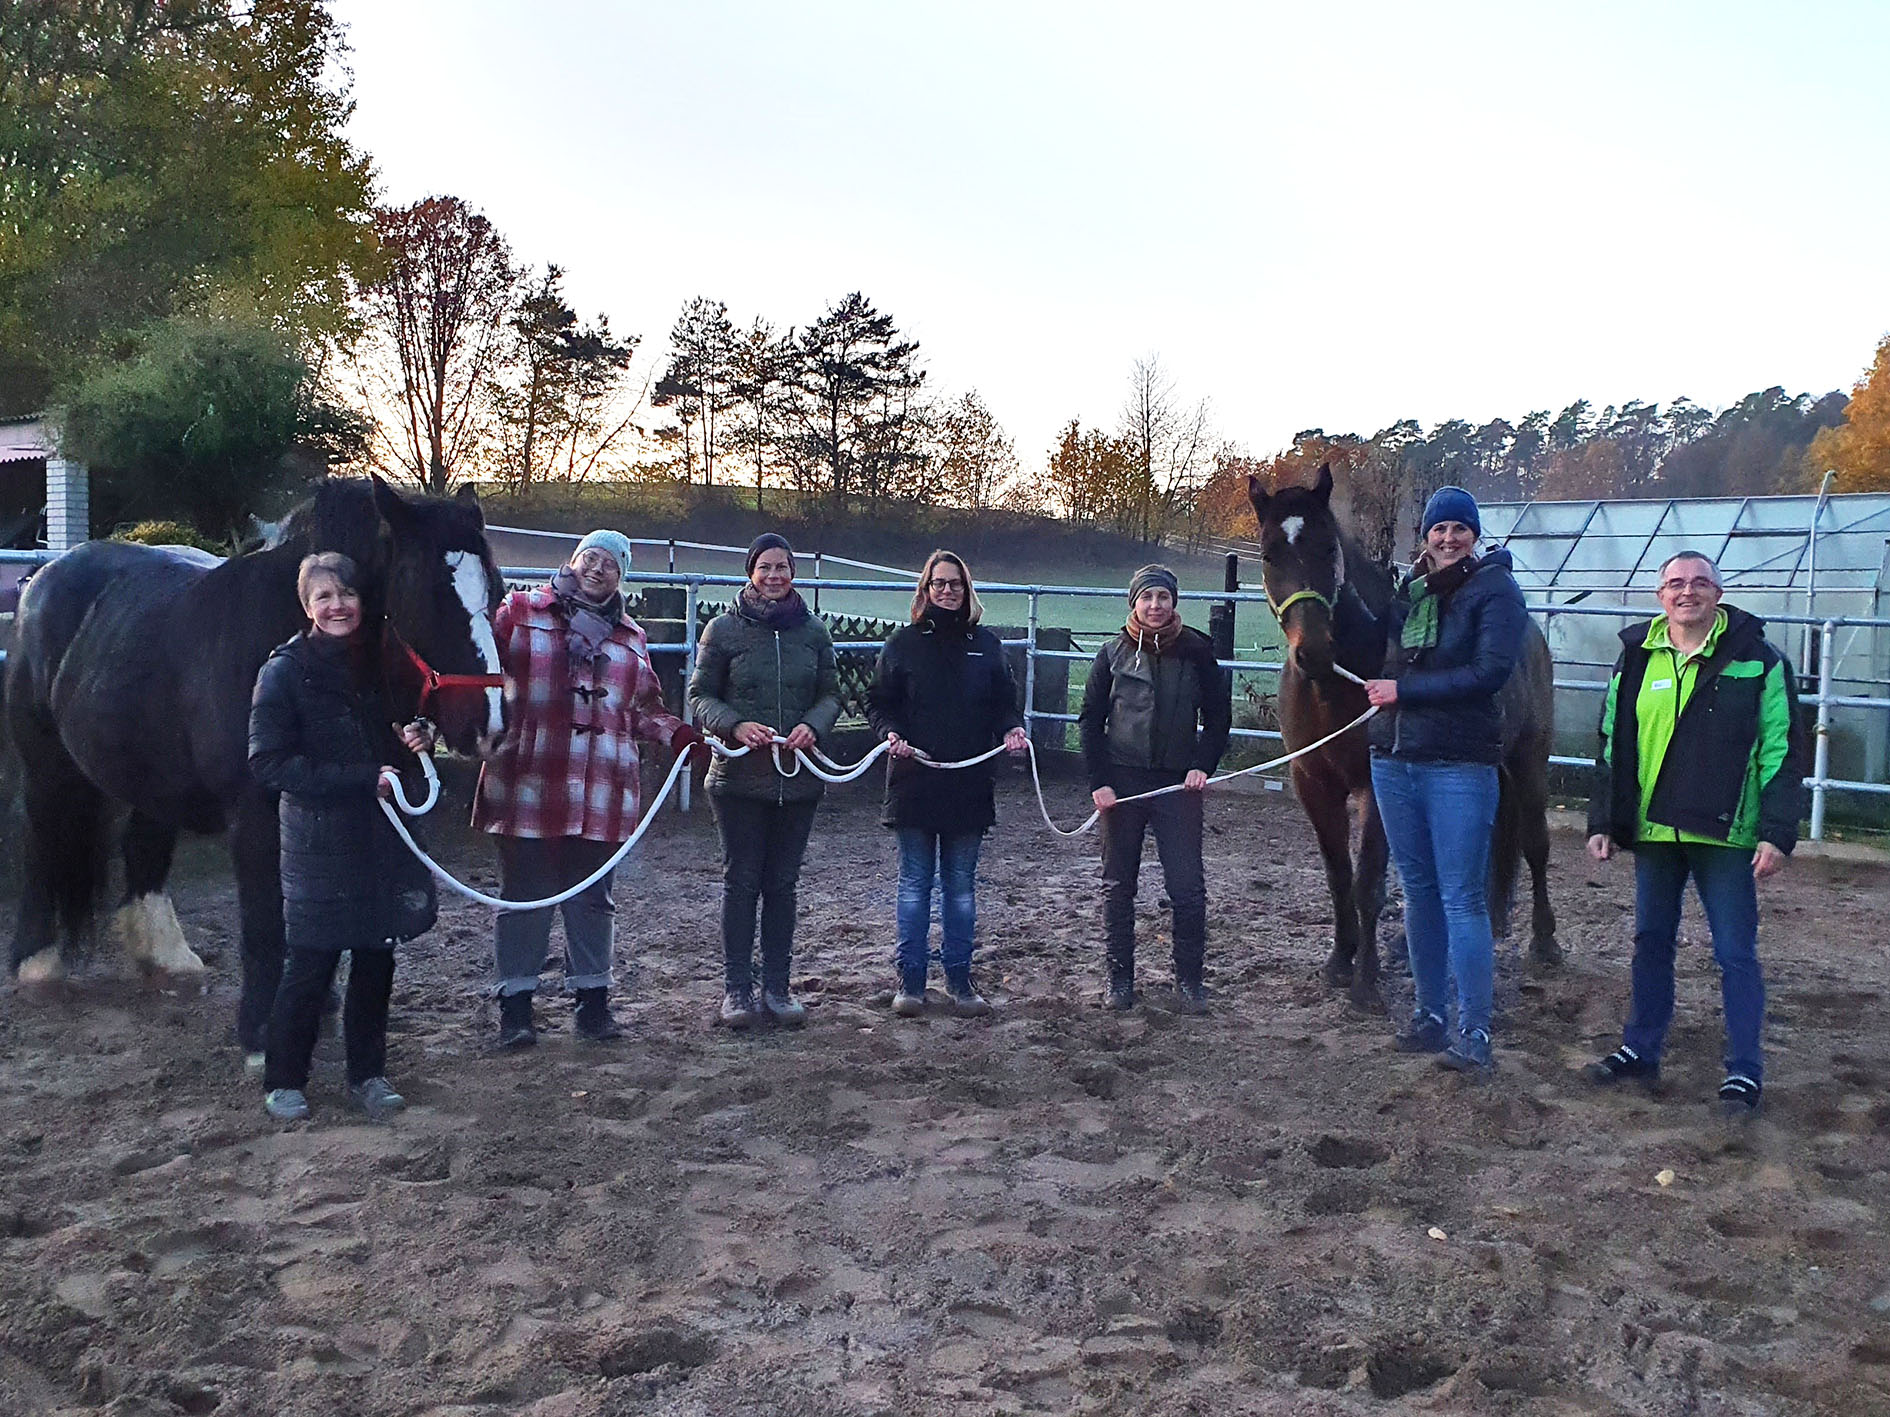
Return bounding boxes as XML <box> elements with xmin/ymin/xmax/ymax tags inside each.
<box><xmin>1248</xmin><ymin>466</ymin><xmax>1559</xmax><ymax>1009</ymax></box>
<box><xmin>5</xmin><ymin>477</ymin><xmax>504</xmax><ymax>1055</ymax></box>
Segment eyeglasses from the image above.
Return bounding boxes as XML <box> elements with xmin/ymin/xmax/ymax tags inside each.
<box><xmin>928</xmin><ymin>578</ymin><xmax>965</xmax><ymax>592</ymax></box>
<box><xmin>1660</xmin><ymin>577</ymin><xmax>1718</xmax><ymax>594</ymax></box>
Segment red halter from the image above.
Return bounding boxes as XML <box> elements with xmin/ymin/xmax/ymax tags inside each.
<box><xmin>397</xmin><ymin>638</ymin><xmax>505</xmax><ymax>717</ymax></box>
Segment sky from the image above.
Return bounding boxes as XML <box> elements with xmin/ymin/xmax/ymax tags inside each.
<box><xmin>330</xmin><ymin>0</ymin><xmax>1890</xmax><ymax>470</ymax></box>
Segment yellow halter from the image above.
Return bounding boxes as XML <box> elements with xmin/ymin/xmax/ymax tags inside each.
<box><xmin>1265</xmin><ymin>586</ymin><xmax>1334</xmax><ymax>623</ymax></box>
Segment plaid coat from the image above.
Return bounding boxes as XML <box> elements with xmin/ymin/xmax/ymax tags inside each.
<box><xmin>473</xmin><ymin>586</ymin><xmax>687</xmax><ymax>841</ymax></box>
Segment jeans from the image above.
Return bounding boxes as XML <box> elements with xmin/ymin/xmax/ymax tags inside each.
<box><xmin>493</xmin><ymin>835</ymin><xmax>620</xmax><ymax>996</ymax></box>
<box><xmin>1100</xmin><ymin>768</ymin><xmax>1207</xmax><ymax>983</ymax></box>
<box><xmin>894</xmin><ymin>828</ymin><xmax>983</xmax><ymax>988</ymax></box>
<box><xmin>1370</xmin><ymin>756</ymin><xmax>1499</xmax><ymax>1037</ymax></box>
<box><xmin>712</xmin><ymin>794</ymin><xmax>819</xmax><ymax>993</ymax></box>
<box><xmin>264</xmin><ymin>946</ymin><xmax>395</xmax><ymax>1091</ymax></box>
<box><xmin>1623</xmin><ymin>840</ymin><xmax>1765</xmax><ymax>1084</ymax></box>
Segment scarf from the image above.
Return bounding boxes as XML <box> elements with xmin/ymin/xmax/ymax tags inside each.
<box><xmin>1125</xmin><ymin>607</ymin><xmax>1183</xmax><ymax>657</ymax></box>
<box><xmin>738</xmin><ymin>584</ymin><xmax>811</xmax><ymax>631</ymax></box>
<box><xmin>550</xmin><ymin>566</ymin><xmax>624</xmax><ymax>676</ymax></box>
<box><xmin>1399</xmin><ymin>554</ymin><xmax>1478</xmax><ymax>651</ymax></box>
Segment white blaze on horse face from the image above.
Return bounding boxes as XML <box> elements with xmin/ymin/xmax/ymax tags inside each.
<box><xmin>449</xmin><ymin>551</ymin><xmax>504</xmax><ymax>733</ymax></box>
<box><xmin>1281</xmin><ymin>515</ymin><xmax>1305</xmax><ymax>545</ymax></box>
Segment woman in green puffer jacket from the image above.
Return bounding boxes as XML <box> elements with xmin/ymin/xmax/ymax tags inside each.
<box><xmin>687</xmin><ymin>534</ymin><xmax>841</xmax><ymax>1030</ymax></box>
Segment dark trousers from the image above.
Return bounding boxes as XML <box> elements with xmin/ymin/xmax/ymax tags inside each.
<box><xmin>493</xmin><ymin>835</ymin><xmax>620</xmax><ymax>996</ymax></box>
<box><xmin>1100</xmin><ymin>770</ymin><xmax>1206</xmax><ymax>983</ymax></box>
<box><xmin>712</xmin><ymin>794</ymin><xmax>819</xmax><ymax>992</ymax></box>
<box><xmin>264</xmin><ymin>947</ymin><xmax>395</xmax><ymax>1091</ymax></box>
<box><xmin>1623</xmin><ymin>840</ymin><xmax>1765</xmax><ymax>1084</ymax></box>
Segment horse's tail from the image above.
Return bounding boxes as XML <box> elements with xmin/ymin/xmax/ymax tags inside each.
<box><xmin>1488</xmin><ymin>762</ymin><xmax>1523</xmax><ymax>940</ymax></box>
<box><xmin>4</xmin><ymin>613</ymin><xmax>113</xmax><ymax>965</ymax></box>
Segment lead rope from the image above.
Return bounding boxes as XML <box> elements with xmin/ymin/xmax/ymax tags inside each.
<box><xmin>380</xmin><ymin>662</ymin><xmax>1378</xmax><ymax>906</ymax></box>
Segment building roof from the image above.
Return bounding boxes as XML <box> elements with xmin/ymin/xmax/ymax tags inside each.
<box><xmin>0</xmin><ymin>417</ymin><xmax>51</xmax><ymax>467</ymax></box>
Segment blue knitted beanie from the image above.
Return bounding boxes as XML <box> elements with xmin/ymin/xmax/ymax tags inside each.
<box><xmin>1420</xmin><ymin>486</ymin><xmax>1480</xmax><ymax>537</ymax></box>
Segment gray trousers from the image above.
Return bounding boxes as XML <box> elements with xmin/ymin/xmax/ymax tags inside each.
<box><xmin>493</xmin><ymin>835</ymin><xmax>620</xmax><ymax>997</ymax></box>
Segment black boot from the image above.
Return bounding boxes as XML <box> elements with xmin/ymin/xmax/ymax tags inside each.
<box><xmin>496</xmin><ymin>990</ymin><xmax>536</xmax><ymax>1050</ymax></box>
<box><xmin>574</xmin><ymin>987</ymin><xmax>624</xmax><ymax>1043</ymax></box>
<box><xmin>1173</xmin><ymin>954</ymin><xmax>1208</xmax><ymax>1014</ymax></box>
<box><xmin>1105</xmin><ymin>960</ymin><xmax>1136</xmax><ymax>1012</ymax></box>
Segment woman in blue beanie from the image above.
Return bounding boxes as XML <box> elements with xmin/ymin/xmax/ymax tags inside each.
<box><xmin>1361</xmin><ymin>486</ymin><xmax>1526</xmax><ymax>1073</ymax></box>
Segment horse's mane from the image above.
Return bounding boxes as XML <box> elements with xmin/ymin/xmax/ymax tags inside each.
<box><xmin>1336</xmin><ymin>526</ymin><xmax>1395</xmax><ymax>617</ymax></box>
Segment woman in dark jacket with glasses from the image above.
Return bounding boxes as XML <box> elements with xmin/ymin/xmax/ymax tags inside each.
<box><xmin>868</xmin><ymin>551</ymin><xmax>1027</xmax><ymax>1018</ymax></box>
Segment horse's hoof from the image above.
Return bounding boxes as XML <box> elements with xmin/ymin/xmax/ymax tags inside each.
<box><xmin>1322</xmin><ymin>961</ymin><xmax>1355</xmax><ymax>989</ymax></box>
<box><xmin>1531</xmin><ymin>937</ymin><xmax>1565</xmax><ymax>969</ymax></box>
<box><xmin>15</xmin><ymin>949</ymin><xmax>66</xmax><ymax>986</ymax></box>
<box><xmin>114</xmin><ymin>895</ymin><xmax>207</xmax><ymax>975</ymax></box>
<box><xmin>1348</xmin><ymin>981</ymin><xmax>1383</xmax><ymax>1012</ymax></box>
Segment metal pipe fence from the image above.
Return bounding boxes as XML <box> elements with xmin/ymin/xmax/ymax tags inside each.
<box><xmin>4</xmin><ymin>547</ymin><xmax>1884</xmax><ymax>838</ymax></box>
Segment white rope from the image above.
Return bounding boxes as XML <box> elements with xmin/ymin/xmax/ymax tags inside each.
<box><xmin>379</xmin><ymin>751</ymin><xmax>696</xmax><ymax>911</ymax></box>
<box><xmin>380</xmin><ymin>660</ymin><xmax>1381</xmax><ymax>902</ymax></box>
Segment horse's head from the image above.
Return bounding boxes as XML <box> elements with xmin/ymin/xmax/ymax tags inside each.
<box><xmin>286</xmin><ymin>477</ymin><xmax>505</xmax><ymax>755</ymax></box>
<box><xmin>366</xmin><ymin>478</ymin><xmax>507</xmax><ymax>756</ymax></box>
<box><xmin>1248</xmin><ymin>463</ymin><xmax>1347</xmax><ymax>680</ymax></box>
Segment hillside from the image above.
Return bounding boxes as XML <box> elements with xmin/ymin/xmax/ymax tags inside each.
<box><xmin>476</xmin><ymin>482</ymin><xmax>1241</xmax><ymax>592</ymax></box>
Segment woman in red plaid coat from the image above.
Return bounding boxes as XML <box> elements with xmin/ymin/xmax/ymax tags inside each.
<box><xmin>474</xmin><ymin>530</ymin><xmax>701</xmax><ymax>1048</ymax></box>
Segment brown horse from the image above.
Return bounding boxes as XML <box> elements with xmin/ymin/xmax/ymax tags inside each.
<box><xmin>1247</xmin><ymin>467</ymin><xmax>1558</xmax><ymax>1012</ymax></box>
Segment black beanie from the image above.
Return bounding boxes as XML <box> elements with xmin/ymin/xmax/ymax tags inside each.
<box><xmin>745</xmin><ymin>532</ymin><xmax>795</xmax><ymax>576</ymax></box>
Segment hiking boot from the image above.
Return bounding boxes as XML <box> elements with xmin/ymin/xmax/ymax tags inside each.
<box><xmin>945</xmin><ymin>972</ymin><xmax>993</xmax><ymax>1018</ymax></box>
<box><xmin>761</xmin><ymin>988</ymin><xmax>806</xmax><ymax>1028</ymax></box>
<box><xmin>892</xmin><ymin>985</ymin><xmax>927</xmax><ymax>1017</ymax></box>
<box><xmin>1438</xmin><ymin>1027</ymin><xmax>1494</xmax><ymax>1075</ymax></box>
<box><xmin>1718</xmin><ymin>1074</ymin><xmax>1762</xmax><ymax>1120</ymax></box>
<box><xmin>349</xmin><ymin>1076</ymin><xmax>405</xmax><ymax>1120</ymax></box>
<box><xmin>1393</xmin><ymin>1010</ymin><xmax>1448</xmax><ymax>1054</ymax></box>
<box><xmin>263</xmin><ymin>1088</ymin><xmax>310</xmax><ymax>1123</ymax></box>
<box><xmin>574</xmin><ymin>987</ymin><xmax>625</xmax><ymax>1043</ymax></box>
<box><xmin>496</xmin><ymin>990</ymin><xmax>537</xmax><ymax>1050</ymax></box>
<box><xmin>1172</xmin><ymin>978</ymin><xmax>1209</xmax><ymax>1015</ymax></box>
<box><xmin>1105</xmin><ymin>973</ymin><xmax>1136</xmax><ymax>1012</ymax></box>
<box><xmin>720</xmin><ymin>986</ymin><xmax>758</xmax><ymax>1029</ymax></box>
<box><xmin>1585</xmin><ymin>1044</ymin><xmax>1659</xmax><ymax>1086</ymax></box>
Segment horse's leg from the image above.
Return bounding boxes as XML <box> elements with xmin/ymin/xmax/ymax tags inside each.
<box><xmin>10</xmin><ymin>733</ymin><xmax>107</xmax><ymax>984</ymax></box>
<box><xmin>1295</xmin><ymin>760</ymin><xmax>1360</xmax><ymax>990</ymax></box>
<box><xmin>115</xmin><ymin>811</ymin><xmax>205</xmax><ymax>975</ymax></box>
<box><xmin>1516</xmin><ymin>757</ymin><xmax>1561</xmax><ymax>966</ymax></box>
<box><xmin>229</xmin><ymin>786</ymin><xmax>285</xmax><ymax>1060</ymax></box>
<box><xmin>1351</xmin><ymin>785</ymin><xmax>1389</xmax><ymax>1009</ymax></box>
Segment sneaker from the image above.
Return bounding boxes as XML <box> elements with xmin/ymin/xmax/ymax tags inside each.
<box><xmin>495</xmin><ymin>990</ymin><xmax>537</xmax><ymax>1050</ymax></box>
<box><xmin>1393</xmin><ymin>1011</ymin><xmax>1448</xmax><ymax>1054</ymax></box>
<box><xmin>1585</xmin><ymin>1045</ymin><xmax>1659</xmax><ymax>1086</ymax></box>
<box><xmin>760</xmin><ymin>988</ymin><xmax>806</xmax><ymax>1028</ymax></box>
<box><xmin>720</xmin><ymin>986</ymin><xmax>759</xmax><ymax>1029</ymax></box>
<box><xmin>348</xmin><ymin>1076</ymin><xmax>405</xmax><ymax>1120</ymax></box>
<box><xmin>1438</xmin><ymin>1028</ymin><xmax>1494</xmax><ymax>1074</ymax></box>
<box><xmin>1172</xmin><ymin>979</ymin><xmax>1209</xmax><ymax>1015</ymax></box>
<box><xmin>946</xmin><ymin>976</ymin><xmax>993</xmax><ymax>1018</ymax></box>
<box><xmin>574</xmin><ymin>987</ymin><xmax>625</xmax><ymax>1043</ymax></box>
<box><xmin>1718</xmin><ymin>1074</ymin><xmax>1762</xmax><ymax>1119</ymax></box>
<box><xmin>263</xmin><ymin>1088</ymin><xmax>310</xmax><ymax>1123</ymax></box>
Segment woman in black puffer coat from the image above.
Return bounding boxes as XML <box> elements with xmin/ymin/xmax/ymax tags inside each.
<box><xmin>867</xmin><ymin>550</ymin><xmax>1027</xmax><ymax>1017</ymax></box>
<box><xmin>248</xmin><ymin>552</ymin><xmax>437</xmax><ymax>1124</ymax></box>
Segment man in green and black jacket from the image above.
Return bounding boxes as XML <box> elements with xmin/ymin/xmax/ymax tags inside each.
<box><xmin>1583</xmin><ymin>551</ymin><xmax>1805</xmax><ymax>1118</ymax></box>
